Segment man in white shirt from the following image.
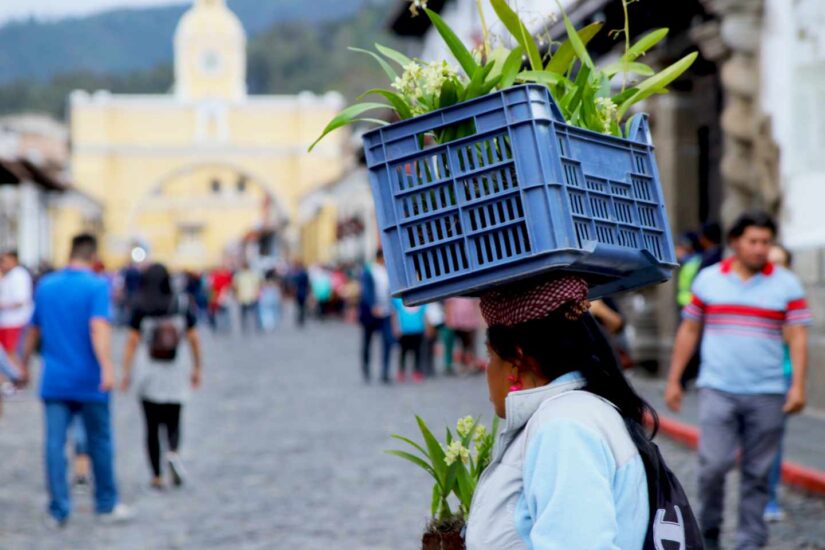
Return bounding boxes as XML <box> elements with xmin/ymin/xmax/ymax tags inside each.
<box><xmin>0</xmin><ymin>251</ymin><xmax>33</xmax><ymax>360</ymax></box>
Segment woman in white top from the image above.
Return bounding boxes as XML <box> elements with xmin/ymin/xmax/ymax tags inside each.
<box><xmin>120</xmin><ymin>264</ymin><xmax>202</xmax><ymax>490</ymax></box>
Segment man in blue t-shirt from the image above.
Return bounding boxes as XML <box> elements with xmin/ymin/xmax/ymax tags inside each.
<box><xmin>665</xmin><ymin>212</ymin><xmax>811</xmax><ymax>550</ymax></box>
<box><xmin>20</xmin><ymin>234</ymin><xmax>132</xmax><ymax>527</ymax></box>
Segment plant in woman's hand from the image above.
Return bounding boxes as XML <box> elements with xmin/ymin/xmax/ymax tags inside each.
<box><xmin>387</xmin><ymin>415</ymin><xmax>498</xmax><ymax>524</ymax></box>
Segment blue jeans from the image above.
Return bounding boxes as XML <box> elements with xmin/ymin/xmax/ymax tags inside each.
<box><xmin>0</xmin><ymin>346</ymin><xmax>19</xmax><ymax>382</ymax></box>
<box><xmin>44</xmin><ymin>400</ymin><xmax>118</xmax><ymax>520</ymax></box>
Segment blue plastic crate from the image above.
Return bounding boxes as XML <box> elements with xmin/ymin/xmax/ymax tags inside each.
<box><xmin>363</xmin><ymin>84</ymin><xmax>676</xmax><ymax>306</ymax></box>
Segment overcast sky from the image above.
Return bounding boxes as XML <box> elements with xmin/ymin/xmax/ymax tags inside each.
<box><xmin>0</xmin><ymin>0</ymin><xmax>182</xmax><ymax>25</ymax></box>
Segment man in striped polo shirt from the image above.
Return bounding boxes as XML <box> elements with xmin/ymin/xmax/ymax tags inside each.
<box><xmin>665</xmin><ymin>211</ymin><xmax>811</xmax><ymax>550</ymax></box>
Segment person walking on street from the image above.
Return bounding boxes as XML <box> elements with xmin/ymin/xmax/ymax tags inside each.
<box><xmin>391</xmin><ymin>297</ymin><xmax>426</xmax><ymax>384</ymax></box>
<box><xmin>664</xmin><ymin>212</ymin><xmax>811</xmax><ymax>550</ymax></box>
<box><xmin>258</xmin><ymin>275</ymin><xmax>282</xmax><ymax>332</ymax></box>
<box><xmin>234</xmin><ymin>263</ymin><xmax>261</xmax><ymax>334</ymax></box>
<box><xmin>0</xmin><ymin>250</ymin><xmax>33</xmax><ymax>364</ymax></box>
<box><xmin>18</xmin><ymin>234</ymin><xmax>133</xmax><ymax>527</ymax></box>
<box><xmin>207</xmin><ymin>266</ymin><xmax>233</xmax><ymax>334</ymax></box>
<box><xmin>120</xmin><ymin>263</ymin><xmax>203</xmax><ymax>490</ymax></box>
<box><xmin>291</xmin><ymin>262</ymin><xmax>310</xmax><ymax>328</ymax></box>
<box><xmin>444</xmin><ymin>297</ymin><xmax>483</xmax><ymax>374</ymax></box>
<box><xmin>358</xmin><ymin>250</ymin><xmax>394</xmax><ymax>384</ymax></box>
<box><xmin>764</xmin><ymin>244</ymin><xmax>795</xmax><ymax>523</ymax></box>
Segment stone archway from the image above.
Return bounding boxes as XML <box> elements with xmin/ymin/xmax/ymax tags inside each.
<box><xmin>127</xmin><ymin>161</ymin><xmax>290</xmax><ymax>268</ymax></box>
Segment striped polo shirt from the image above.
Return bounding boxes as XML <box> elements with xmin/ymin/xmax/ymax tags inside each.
<box><xmin>683</xmin><ymin>258</ymin><xmax>812</xmax><ymax>395</ymax></box>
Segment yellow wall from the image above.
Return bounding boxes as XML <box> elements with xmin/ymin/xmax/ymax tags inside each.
<box><xmin>67</xmin><ymin>0</ymin><xmax>348</xmax><ymax>270</ymax></box>
<box><xmin>70</xmin><ymin>96</ymin><xmax>347</xmax><ymax>269</ymax></box>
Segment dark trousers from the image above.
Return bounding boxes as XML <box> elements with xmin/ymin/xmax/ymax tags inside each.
<box><xmin>399</xmin><ymin>333</ymin><xmax>424</xmax><ymax>375</ymax></box>
<box><xmin>361</xmin><ymin>316</ymin><xmax>393</xmax><ymax>381</ymax></box>
<box><xmin>240</xmin><ymin>301</ymin><xmax>259</xmax><ymax>333</ymax></box>
<box><xmin>296</xmin><ymin>298</ymin><xmax>307</xmax><ymax>327</ymax></box>
<box><xmin>698</xmin><ymin>389</ymin><xmax>785</xmax><ymax>549</ymax></box>
<box><xmin>141</xmin><ymin>400</ymin><xmax>182</xmax><ymax>478</ymax></box>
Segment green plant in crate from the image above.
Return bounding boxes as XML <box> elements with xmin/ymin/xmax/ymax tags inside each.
<box><xmin>387</xmin><ymin>415</ymin><xmax>498</xmax><ymax>524</ymax></box>
<box><xmin>308</xmin><ymin>0</ymin><xmax>697</xmax><ymax>150</ymax></box>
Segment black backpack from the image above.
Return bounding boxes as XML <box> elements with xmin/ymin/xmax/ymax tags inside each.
<box><xmin>626</xmin><ymin>420</ymin><xmax>705</xmax><ymax>550</ymax></box>
<box><xmin>147</xmin><ymin>301</ymin><xmax>182</xmax><ymax>363</ymax></box>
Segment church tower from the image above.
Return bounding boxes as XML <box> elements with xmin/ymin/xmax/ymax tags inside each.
<box><xmin>174</xmin><ymin>0</ymin><xmax>247</xmax><ymax>101</ymax></box>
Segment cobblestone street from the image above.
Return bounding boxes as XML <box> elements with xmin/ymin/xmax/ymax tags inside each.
<box><xmin>1</xmin><ymin>318</ymin><xmax>823</xmax><ymax>549</ymax></box>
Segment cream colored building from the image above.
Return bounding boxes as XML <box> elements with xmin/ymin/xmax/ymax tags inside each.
<box><xmin>70</xmin><ymin>0</ymin><xmax>347</xmax><ymax>269</ymax></box>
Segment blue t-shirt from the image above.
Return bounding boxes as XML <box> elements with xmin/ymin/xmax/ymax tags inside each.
<box><xmin>31</xmin><ymin>268</ymin><xmax>112</xmax><ymax>402</ymax></box>
<box><xmin>392</xmin><ymin>298</ymin><xmax>426</xmax><ymax>335</ymax></box>
<box><xmin>683</xmin><ymin>258</ymin><xmax>811</xmax><ymax>395</ymax></box>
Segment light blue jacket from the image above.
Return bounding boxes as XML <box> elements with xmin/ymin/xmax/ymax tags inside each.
<box><xmin>465</xmin><ymin>372</ymin><xmax>649</xmax><ymax>549</ymax></box>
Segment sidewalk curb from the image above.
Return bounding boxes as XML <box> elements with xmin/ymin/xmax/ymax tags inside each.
<box><xmin>652</xmin><ymin>415</ymin><xmax>825</xmax><ymax>496</ymax></box>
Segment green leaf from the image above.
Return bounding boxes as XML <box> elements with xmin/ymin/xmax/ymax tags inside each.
<box><xmin>357</xmin><ymin>88</ymin><xmax>413</xmax><ymax>120</ymax></box>
<box><xmin>484</xmin><ymin>46</ymin><xmax>511</xmax><ymax>84</ymax></box>
<box><xmin>348</xmin><ymin>47</ymin><xmax>397</xmax><ymax>82</ymax></box>
<box><xmin>416</xmin><ymin>416</ymin><xmax>447</xmax><ymax>483</ymax></box>
<box><xmin>425</xmin><ymin>8</ymin><xmax>479</xmax><ymax>76</ymax></box>
<box><xmin>308</xmin><ymin>102</ymin><xmax>390</xmax><ymax>151</ymax></box>
<box><xmin>391</xmin><ymin>434</ymin><xmax>429</xmax><ymax>458</ymax></box>
<box><xmin>545</xmin><ymin>21</ymin><xmax>602</xmax><ymax>75</ymax></box>
<box><xmin>375</xmin><ymin>43</ymin><xmax>413</xmax><ymax>68</ymax></box>
<box><xmin>455</xmin><ymin>463</ymin><xmax>474</xmax><ymax>512</ymax></box>
<box><xmin>623</xmin><ymin>29</ymin><xmax>668</xmax><ymax>63</ymax></box>
<box><xmin>557</xmin><ymin>1</ymin><xmax>593</xmax><ymax>69</ymax></box>
<box><xmin>431</xmin><ymin>484</ymin><xmax>442</xmax><ymax>518</ymax></box>
<box><xmin>385</xmin><ymin>450</ymin><xmax>436</xmax><ymax>477</ymax></box>
<box><xmin>603</xmin><ymin>61</ymin><xmax>655</xmax><ymax>78</ymax></box>
<box><xmin>516</xmin><ymin>70</ymin><xmax>571</xmax><ymax>87</ymax></box>
<box><xmin>490</xmin><ymin>0</ymin><xmax>542</xmax><ymax>71</ymax></box>
<box><xmin>611</xmin><ymin>86</ymin><xmax>639</xmax><ymax>105</ymax></box>
<box><xmin>463</xmin><ymin>62</ymin><xmax>495</xmax><ymax>101</ymax></box>
<box><xmin>439</xmin><ymin>79</ymin><xmax>460</xmax><ymax>110</ymax></box>
<box><xmin>499</xmin><ymin>46</ymin><xmax>525</xmax><ymax>89</ymax></box>
<box><xmin>617</xmin><ymin>52</ymin><xmax>698</xmax><ymax>119</ymax></box>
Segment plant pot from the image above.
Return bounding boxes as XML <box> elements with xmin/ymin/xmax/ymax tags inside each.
<box><xmin>422</xmin><ymin>530</ymin><xmax>465</xmax><ymax>550</ymax></box>
<box><xmin>362</xmin><ymin>84</ymin><xmax>675</xmax><ymax>306</ymax></box>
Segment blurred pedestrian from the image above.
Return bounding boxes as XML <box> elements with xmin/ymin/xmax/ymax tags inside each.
<box><xmin>676</xmin><ymin>231</ymin><xmax>703</xmax><ymax>309</ymax></box>
<box><xmin>259</xmin><ymin>275</ymin><xmax>282</xmax><ymax>332</ymax></box>
<box><xmin>698</xmin><ymin>221</ymin><xmax>723</xmax><ymax>270</ymax></box>
<box><xmin>358</xmin><ymin>250</ymin><xmax>393</xmax><ymax>384</ymax></box>
<box><xmin>764</xmin><ymin>244</ymin><xmax>795</xmax><ymax>523</ymax></box>
<box><xmin>665</xmin><ymin>212</ymin><xmax>811</xmax><ymax>550</ymax></box>
<box><xmin>120</xmin><ymin>263</ymin><xmax>202</xmax><ymax>490</ymax></box>
<box><xmin>444</xmin><ymin>297</ymin><xmax>483</xmax><ymax>374</ymax></box>
<box><xmin>0</xmin><ymin>250</ymin><xmax>33</xmax><ymax>364</ymax></box>
<box><xmin>208</xmin><ymin>266</ymin><xmax>233</xmax><ymax>334</ymax></box>
<box><xmin>422</xmin><ymin>302</ymin><xmax>445</xmax><ymax>377</ymax></box>
<box><xmin>234</xmin><ymin>263</ymin><xmax>262</xmax><ymax>334</ymax></box>
<box><xmin>391</xmin><ymin>297</ymin><xmax>426</xmax><ymax>383</ymax></box>
<box><xmin>19</xmin><ymin>234</ymin><xmax>133</xmax><ymax>527</ymax></box>
<box><xmin>310</xmin><ymin>266</ymin><xmax>333</xmax><ymax>320</ymax></box>
<box><xmin>290</xmin><ymin>262</ymin><xmax>310</xmax><ymax>328</ymax></box>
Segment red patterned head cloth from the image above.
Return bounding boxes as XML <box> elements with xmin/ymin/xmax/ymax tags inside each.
<box><xmin>480</xmin><ymin>275</ymin><xmax>590</xmax><ymax>327</ymax></box>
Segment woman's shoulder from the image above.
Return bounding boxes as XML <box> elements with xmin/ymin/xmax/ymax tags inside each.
<box><xmin>527</xmin><ymin>390</ymin><xmax>639</xmax><ymax>466</ymax></box>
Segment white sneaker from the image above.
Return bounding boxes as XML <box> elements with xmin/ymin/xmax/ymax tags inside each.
<box><xmin>98</xmin><ymin>503</ymin><xmax>135</xmax><ymax>524</ymax></box>
<box><xmin>43</xmin><ymin>514</ymin><xmax>67</xmax><ymax>530</ymax></box>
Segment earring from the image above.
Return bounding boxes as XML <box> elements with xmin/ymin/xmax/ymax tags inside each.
<box><xmin>507</xmin><ymin>371</ymin><xmax>523</xmax><ymax>392</ymax></box>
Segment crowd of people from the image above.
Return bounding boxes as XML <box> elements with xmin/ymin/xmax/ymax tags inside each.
<box><xmin>0</xmin><ymin>210</ymin><xmax>814</xmax><ymax>548</ymax></box>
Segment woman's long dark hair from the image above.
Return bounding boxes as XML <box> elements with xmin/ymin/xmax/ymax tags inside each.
<box><xmin>487</xmin><ymin>310</ymin><xmax>659</xmax><ymax>438</ymax></box>
<box><xmin>137</xmin><ymin>263</ymin><xmax>174</xmax><ymax>316</ymax></box>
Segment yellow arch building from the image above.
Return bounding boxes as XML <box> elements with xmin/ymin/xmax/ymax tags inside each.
<box><xmin>69</xmin><ymin>0</ymin><xmax>347</xmax><ymax>269</ymax></box>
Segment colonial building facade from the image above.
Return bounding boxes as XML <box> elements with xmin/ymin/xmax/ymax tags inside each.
<box><xmin>70</xmin><ymin>0</ymin><xmax>347</xmax><ymax>270</ymax></box>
